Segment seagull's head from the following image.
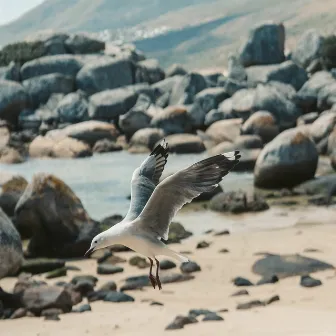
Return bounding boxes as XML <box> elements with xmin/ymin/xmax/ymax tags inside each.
<box><xmin>85</xmin><ymin>233</ymin><xmax>108</xmax><ymax>257</ymax></box>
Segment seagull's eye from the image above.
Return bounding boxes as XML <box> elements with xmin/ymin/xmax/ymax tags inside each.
<box><xmin>94</xmin><ymin>240</ymin><xmax>98</xmax><ymax>244</ymax></box>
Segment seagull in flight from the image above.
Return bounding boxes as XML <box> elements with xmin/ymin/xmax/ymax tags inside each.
<box><xmin>85</xmin><ymin>140</ymin><xmax>240</xmax><ymax>290</ymax></box>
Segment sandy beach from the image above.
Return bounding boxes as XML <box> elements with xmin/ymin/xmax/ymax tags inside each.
<box><xmin>2</xmin><ymin>214</ymin><xmax>336</xmax><ymax>336</ymax></box>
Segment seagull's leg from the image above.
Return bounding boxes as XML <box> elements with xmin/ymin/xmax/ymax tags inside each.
<box><xmin>155</xmin><ymin>258</ymin><xmax>162</xmax><ymax>290</ymax></box>
<box><xmin>148</xmin><ymin>257</ymin><xmax>156</xmax><ymax>289</ymax></box>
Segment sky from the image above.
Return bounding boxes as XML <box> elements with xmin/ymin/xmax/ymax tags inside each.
<box><xmin>0</xmin><ymin>0</ymin><xmax>44</xmax><ymax>25</ymax></box>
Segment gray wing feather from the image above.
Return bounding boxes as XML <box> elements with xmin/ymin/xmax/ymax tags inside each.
<box><xmin>123</xmin><ymin>140</ymin><xmax>168</xmax><ymax>221</ymax></box>
<box><xmin>138</xmin><ymin>151</ymin><xmax>241</xmax><ymax>240</ymax></box>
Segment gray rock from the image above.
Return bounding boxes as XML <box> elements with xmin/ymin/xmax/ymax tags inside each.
<box><xmin>23</xmin><ymin>74</ymin><xmax>74</xmax><ymax>108</ymax></box>
<box><xmin>152</xmin><ymin>75</ymin><xmax>183</xmax><ymax>98</ymax></box>
<box><xmin>252</xmin><ymin>253</ymin><xmax>334</xmax><ymax>279</ymax></box>
<box><xmin>291</xmin><ymin>29</ymin><xmax>324</xmax><ymax>69</ymax></box>
<box><xmin>204</xmin><ymin>109</ymin><xmax>225</xmax><ymax>127</ymax></box>
<box><xmin>97</xmin><ymin>264</ymin><xmax>124</xmax><ymax>275</ymax></box>
<box><xmin>300</xmin><ymin>275</ymin><xmax>322</xmax><ymax>288</ymax></box>
<box><xmin>205</xmin><ymin>119</ymin><xmax>242</xmax><ymax>144</ymax></box>
<box><xmin>76</xmin><ymin>58</ymin><xmax>134</xmax><ymax>94</ymax></box>
<box><xmin>0</xmin><ymin>208</ymin><xmax>23</xmax><ymax>279</ymax></box>
<box><xmin>239</xmin><ymin>22</ymin><xmax>285</xmax><ymax>66</ymax></box>
<box><xmin>103</xmin><ymin>291</ymin><xmax>134</xmax><ymax>303</ymax></box>
<box><xmin>56</xmin><ymin>92</ymin><xmax>89</xmax><ymax>123</ymax></box>
<box><xmin>0</xmin><ymin>80</ymin><xmax>28</xmax><ymax>125</ymax></box>
<box><xmin>218</xmin><ymin>77</ymin><xmax>249</xmax><ymax>96</ymax></box>
<box><xmin>196</xmin><ymin>241</ymin><xmax>210</xmax><ymax>249</ymax></box>
<box><xmin>135</xmin><ymin>59</ymin><xmax>165</xmax><ymax>84</ymax></box>
<box><xmin>202</xmin><ymin>313</ymin><xmax>224</xmax><ymax>321</ymax></box>
<box><xmin>254</xmin><ymin>128</ymin><xmax>318</xmax><ymax>188</ymax></box>
<box><xmin>227</xmin><ymin>53</ymin><xmax>247</xmax><ymax>81</ymax></box>
<box><xmin>159</xmin><ymin>260</ymin><xmax>176</xmax><ymax>270</ymax></box>
<box><xmin>317</xmin><ymin>82</ymin><xmax>336</xmax><ymax>111</ymax></box>
<box><xmin>166</xmin><ymin>222</ymin><xmax>192</xmax><ymax>244</ymax></box>
<box><xmin>231</xmin><ymin>289</ymin><xmax>249</xmax><ymax>297</ymax></box>
<box><xmin>130</xmin><ymin>128</ymin><xmax>164</xmax><ymax>150</ymax></box>
<box><xmin>20</xmin><ymin>55</ymin><xmax>83</xmax><ymax>80</ymax></box>
<box><xmin>10</xmin><ymin>308</ymin><xmax>27</xmax><ymax>319</ymax></box>
<box><xmin>89</xmin><ymin>87</ymin><xmax>138</xmax><ymax>120</ymax></box>
<box><xmin>160</xmin><ymin>134</ymin><xmax>205</xmax><ymax>154</ymax></box>
<box><xmin>187</xmin><ymin>102</ymin><xmax>206</xmax><ymax>128</ymax></box>
<box><xmin>194</xmin><ymin>87</ymin><xmax>228</xmax><ymax>114</ymax></box>
<box><xmin>180</xmin><ymin>261</ymin><xmax>201</xmax><ymax>274</ymax></box>
<box><xmin>0</xmin><ymin>62</ymin><xmax>20</xmax><ymax>81</ymax></box>
<box><xmin>236</xmin><ymin>300</ymin><xmax>265</xmax><ymax>310</ymax></box>
<box><xmin>241</xmin><ymin>111</ymin><xmax>279</xmax><ymax>143</ymax></box>
<box><xmin>150</xmin><ymin>105</ymin><xmax>192</xmax><ymax>134</ymax></box>
<box><xmin>297</xmin><ymin>112</ymin><xmax>319</xmax><ymax>126</ymax></box>
<box><xmin>20</xmin><ymin>259</ymin><xmax>65</xmax><ymax>275</ymax></box>
<box><xmin>98</xmin><ymin>281</ymin><xmax>117</xmax><ymax>292</ymax></box>
<box><xmin>234</xmin><ymin>135</ymin><xmax>263</xmax><ymax>149</ymax></box>
<box><xmin>246</xmin><ymin>61</ymin><xmax>308</xmax><ymax>90</ymax></box>
<box><xmin>166</xmin><ymin>64</ymin><xmax>187</xmax><ymax>77</ymax></box>
<box><xmin>327</xmin><ymin>125</ymin><xmax>336</xmax><ymax>155</ymax></box>
<box><xmin>65</xmin><ymin>34</ymin><xmax>105</xmax><ymax>54</ymax></box>
<box><xmin>72</xmin><ymin>303</ymin><xmax>92</xmax><ymax>313</ymax></box>
<box><xmin>309</xmin><ymin>110</ymin><xmax>336</xmax><ymax>143</ymax></box>
<box><xmin>71</xmin><ymin>275</ymin><xmax>98</xmax><ymax>286</ymax></box>
<box><xmin>169</xmin><ymin>73</ymin><xmax>207</xmax><ymax>105</ymax></box>
<box><xmin>256</xmin><ymin>275</ymin><xmax>279</xmax><ymax>285</ymax></box>
<box><xmin>165</xmin><ymin>315</ymin><xmax>198</xmax><ymax>330</ymax></box>
<box><xmin>93</xmin><ymin>139</ymin><xmax>122</xmax><ymax>153</ymax></box>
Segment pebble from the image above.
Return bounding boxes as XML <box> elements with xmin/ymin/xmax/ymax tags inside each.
<box><xmin>97</xmin><ymin>264</ymin><xmax>124</xmax><ymax>275</ymax></box>
<box><xmin>103</xmin><ymin>292</ymin><xmax>135</xmax><ymax>303</ymax></box>
<box><xmin>233</xmin><ymin>277</ymin><xmax>254</xmax><ymax>287</ymax></box>
<box><xmin>300</xmin><ymin>275</ymin><xmax>322</xmax><ymax>288</ymax></box>
<box><xmin>196</xmin><ymin>241</ymin><xmax>210</xmax><ymax>249</ymax></box>
<box><xmin>72</xmin><ymin>304</ymin><xmax>92</xmax><ymax>313</ymax></box>
<box><xmin>214</xmin><ymin>230</ymin><xmax>230</xmax><ymax>236</ymax></box>
<box><xmin>180</xmin><ymin>261</ymin><xmax>201</xmax><ymax>274</ymax></box>
<box><xmin>202</xmin><ymin>313</ymin><xmax>224</xmax><ymax>321</ymax></box>
<box><xmin>159</xmin><ymin>260</ymin><xmax>176</xmax><ymax>270</ymax></box>
<box><xmin>256</xmin><ymin>275</ymin><xmax>279</xmax><ymax>285</ymax></box>
<box><xmin>219</xmin><ymin>248</ymin><xmax>230</xmax><ymax>253</ymax></box>
<box><xmin>98</xmin><ymin>281</ymin><xmax>117</xmax><ymax>292</ymax></box>
<box><xmin>231</xmin><ymin>289</ymin><xmax>249</xmax><ymax>297</ymax></box>
<box><xmin>165</xmin><ymin>315</ymin><xmax>198</xmax><ymax>330</ymax></box>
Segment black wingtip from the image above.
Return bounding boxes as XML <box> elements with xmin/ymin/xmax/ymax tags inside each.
<box><xmin>150</xmin><ymin>139</ymin><xmax>169</xmax><ymax>159</ymax></box>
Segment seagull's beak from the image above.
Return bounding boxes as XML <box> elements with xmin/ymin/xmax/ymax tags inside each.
<box><xmin>84</xmin><ymin>246</ymin><xmax>95</xmax><ymax>257</ymax></box>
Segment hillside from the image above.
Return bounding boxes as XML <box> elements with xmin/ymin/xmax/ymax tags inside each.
<box><xmin>0</xmin><ymin>0</ymin><xmax>335</xmax><ymax>69</ymax></box>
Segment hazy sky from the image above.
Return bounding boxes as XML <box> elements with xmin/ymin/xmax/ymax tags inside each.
<box><xmin>0</xmin><ymin>0</ymin><xmax>44</xmax><ymax>25</ymax></box>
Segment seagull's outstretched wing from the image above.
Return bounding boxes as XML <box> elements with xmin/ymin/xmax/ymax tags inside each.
<box><xmin>138</xmin><ymin>151</ymin><xmax>240</xmax><ymax>240</ymax></box>
<box><xmin>123</xmin><ymin>140</ymin><xmax>169</xmax><ymax>222</ymax></box>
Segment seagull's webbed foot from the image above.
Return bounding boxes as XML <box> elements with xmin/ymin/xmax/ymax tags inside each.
<box><xmin>155</xmin><ymin>258</ymin><xmax>162</xmax><ymax>290</ymax></box>
<box><xmin>148</xmin><ymin>258</ymin><xmax>157</xmax><ymax>289</ymax></box>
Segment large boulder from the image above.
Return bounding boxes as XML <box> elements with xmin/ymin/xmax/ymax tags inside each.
<box><xmin>23</xmin><ymin>74</ymin><xmax>74</xmax><ymax>108</ymax></box>
<box><xmin>291</xmin><ymin>29</ymin><xmax>324</xmax><ymax>69</ymax></box>
<box><xmin>162</xmin><ymin>134</ymin><xmax>205</xmax><ymax>154</ymax></box>
<box><xmin>56</xmin><ymin>92</ymin><xmax>89</xmax><ymax>123</ymax></box>
<box><xmin>76</xmin><ymin>58</ymin><xmax>134</xmax><ymax>94</ymax></box>
<box><xmin>20</xmin><ymin>55</ymin><xmax>84</xmax><ymax>80</ymax></box>
<box><xmin>46</xmin><ymin>120</ymin><xmax>119</xmax><ymax>146</ymax></box>
<box><xmin>150</xmin><ymin>106</ymin><xmax>192</xmax><ymax>134</ymax></box>
<box><xmin>241</xmin><ymin>111</ymin><xmax>279</xmax><ymax>143</ymax></box>
<box><xmin>295</xmin><ymin>71</ymin><xmax>335</xmax><ymax>112</ymax></box>
<box><xmin>14</xmin><ymin>173</ymin><xmax>100</xmax><ymax>258</ymax></box>
<box><xmin>130</xmin><ymin>128</ymin><xmax>165</xmax><ymax>150</ymax></box>
<box><xmin>65</xmin><ymin>34</ymin><xmax>105</xmax><ymax>54</ymax></box>
<box><xmin>239</xmin><ymin>22</ymin><xmax>285</xmax><ymax>67</ymax></box>
<box><xmin>254</xmin><ymin>128</ymin><xmax>319</xmax><ymax>188</ymax></box>
<box><xmin>169</xmin><ymin>73</ymin><xmax>207</xmax><ymax>105</ymax></box>
<box><xmin>135</xmin><ymin>59</ymin><xmax>165</xmax><ymax>84</ymax></box>
<box><xmin>205</xmin><ymin>119</ymin><xmax>242</xmax><ymax>144</ymax></box>
<box><xmin>0</xmin><ymin>80</ymin><xmax>28</xmax><ymax>125</ymax></box>
<box><xmin>0</xmin><ymin>207</ymin><xmax>23</xmax><ymax>279</ymax></box>
<box><xmin>0</xmin><ymin>61</ymin><xmax>21</xmax><ymax>81</ymax></box>
<box><xmin>246</xmin><ymin>61</ymin><xmax>308</xmax><ymax>90</ymax></box>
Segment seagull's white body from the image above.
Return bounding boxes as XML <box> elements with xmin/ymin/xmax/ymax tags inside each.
<box><xmin>86</xmin><ymin>140</ymin><xmax>240</xmax><ymax>289</ymax></box>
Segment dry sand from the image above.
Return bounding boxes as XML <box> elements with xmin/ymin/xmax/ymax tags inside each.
<box><xmin>2</xmin><ymin>213</ymin><xmax>336</xmax><ymax>336</ymax></box>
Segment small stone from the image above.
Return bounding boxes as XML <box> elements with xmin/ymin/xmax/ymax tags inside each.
<box><xmin>231</xmin><ymin>289</ymin><xmax>249</xmax><ymax>297</ymax></box>
<box><xmin>97</xmin><ymin>264</ymin><xmax>124</xmax><ymax>275</ymax></box>
<box><xmin>300</xmin><ymin>275</ymin><xmax>322</xmax><ymax>288</ymax></box>
<box><xmin>72</xmin><ymin>304</ymin><xmax>92</xmax><ymax>313</ymax></box>
<box><xmin>98</xmin><ymin>281</ymin><xmax>117</xmax><ymax>292</ymax></box>
<box><xmin>159</xmin><ymin>260</ymin><xmax>176</xmax><ymax>270</ymax></box>
<box><xmin>150</xmin><ymin>301</ymin><xmax>164</xmax><ymax>306</ymax></box>
<box><xmin>165</xmin><ymin>315</ymin><xmax>198</xmax><ymax>330</ymax></box>
<box><xmin>202</xmin><ymin>313</ymin><xmax>224</xmax><ymax>321</ymax></box>
<box><xmin>303</xmin><ymin>248</ymin><xmax>321</xmax><ymax>253</ymax></box>
<box><xmin>217</xmin><ymin>308</ymin><xmax>229</xmax><ymax>313</ymax></box>
<box><xmin>44</xmin><ymin>314</ymin><xmax>60</xmax><ymax>321</ymax></box>
<box><xmin>189</xmin><ymin>309</ymin><xmax>214</xmax><ymax>317</ymax></box>
<box><xmin>73</xmin><ymin>280</ymin><xmax>95</xmax><ymax>296</ymax></box>
<box><xmin>214</xmin><ymin>230</ymin><xmax>230</xmax><ymax>236</ymax></box>
<box><xmin>233</xmin><ymin>277</ymin><xmax>254</xmax><ymax>287</ymax></box>
<box><xmin>97</xmin><ymin>250</ymin><xmax>113</xmax><ymax>263</ymax></box>
<box><xmin>219</xmin><ymin>248</ymin><xmax>230</xmax><ymax>253</ymax></box>
<box><xmin>66</xmin><ymin>265</ymin><xmax>81</xmax><ymax>271</ymax></box>
<box><xmin>265</xmin><ymin>295</ymin><xmax>280</xmax><ymax>305</ymax></box>
<box><xmin>196</xmin><ymin>241</ymin><xmax>210</xmax><ymax>249</ymax></box>
<box><xmin>129</xmin><ymin>256</ymin><xmax>149</xmax><ymax>269</ymax></box>
<box><xmin>71</xmin><ymin>275</ymin><xmax>98</xmax><ymax>286</ymax></box>
<box><xmin>45</xmin><ymin>267</ymin><xmax>67</xmax><ymax>279</ymax></box>
<box><xmin>180</xmin><ymin>261</ymin><xmax>201</xmax><ymax>274</ymax></box>
<box><xmin>236</xmin><ymin>300</ymin><xmax>265</xmax><ymax>310</ymax></box>
<box><xmin>256</xmin><ymin>275</ymin><xmax>279</xmax><ymax>286</ymax></box>
<box><xmin>103</xmin><ymin>292</ymin><xmax>135</xmax><ymax>303</ymax></box>
<box><xmin>204</xmin><ymin>229</ymin><xmax>213</xmax><ymax>234</ymax></box>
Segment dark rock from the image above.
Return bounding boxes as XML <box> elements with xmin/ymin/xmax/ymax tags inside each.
<box><xmin>22</xmin><ymin>285</ymin><xmax>73</xmax><ymax>315</ymax></box>
<box><xmin>189</xmin><ymin>309</ymin><xmax>214</xmax><ymax>318</ymax></box>
<box><xmin>300</xmin><ymin>275</ymin><xmax>322</xmax><ymax>288</ymax></box>
<box><xmin>202</xmin><ymin>313</ymin><xmax>224</xmax><ymax>321</ymax></box>
<box><xmin>165</xmin><ymin>222</ymin><xmax>192</xmax><ymax>244</ymax></box>
<box><xmin>266</xmin><ymin>295</ymin><xmax>280</xmax><ymax>305</ymax></box>
<box><xmin>254</xmin><ymin>128</ymin><xmax>319</xmax><ymax>188</ymax></box>
<box><xmin>239</xmin><ymin>22</ymin><xmax>285</xmax><ymax>66</ymax></box>
<box><xmin>160</xmin><ymin>273</ymin><xmax>195</xmax><ymax>284</ymax></box>
<box><xmin>104</xmin><ymin>291</ymin><xmax>134</xmax><ymax>303</ymax></box>
<box><xmin>194</xmin><ymin>87</ymin><xmax>228</xmax><ymax>114</ymax></box>
<box><xmin>23</xmin><ymin>74</ymin><xmax>74</xmax><ymax>108</ymax></box>
<box><xmin>166</xmin><ymin>64</ymin><xmax>187</xmax><ymax>77</ymax></box>
<box><xmin>231</xmin><ymin>289</ymin><xmax>249</xmax><ymax>297</ymax></box>
<box><xmin>252</xmin><ymin>253</ymin><xmax>334</xmax><ymax>279</ymax></box>
<box><xmin>135</xmin><ymin>59</ymin><xmax>165</xmax><ymax>84</ymax></box>
<box><xmin>98</xmin><ymin>281</ymin><xmax>117</xmax><ymax>292</ymax></box>
<box><xmin>234</xmin><ymin>135</ymin><xmax>263</xmax><ymax>149</ymax></box>
<box><xmin>15</xmin><ymin>173</ymin><xmax>100</xmax><ymax>258</ymax></box>
<box><xmin>219</xmin><ymin>249</ymin><xmax>230</xmax><ymax>254</ymax></box>
<box><xmin>13</xmin><ymin>273</ymin><xmax>47</xmax><ymax>295</ymax></box>
<box><xmin>256</xmin><ymin>275</ymin><xmax>279</xmax><ymax>286</ymax></box>
<box><xmin>20</xmin><ymin>55</ymin><xmax>83</xmax><ymax>80</ymax></box>
<box><xmin>130</xmin><ymin>128</ymin><xmax>165</xmax><ymax>150</ymax></box>
<box><xmin>297</xmin><ymin>112</ymin><xmax>319</xmax><ymax>126</ymax></box>
<box><xmin>317</xmin><ymin>82</ymin><xmax>336</xmax><ymax>111</ymax></box>
<box><xmin>41</xmin><ymin>308</ymin><xmax>63</xmax><ymax>317</ymax></box>
<box><xmin>97</xmin><ymin>264</ymin><xmax>124</xmax><ymax>275</ymax></box>
<box><xmin>73</xmin><ymin>280</ymin><xmax>95</xmax><ymax>296</ymax></box>
<box><xmin>10</xmin><ymin>308</ymin><xmax>27</xmax><ymax>319</ymax></box>
<box><xmin>150</xmin><ymin>301</ymin><xmax>164</xmax><ymax>306</ymax></box>
<box><xmin>310</xmin><ymin>110</ymin><xmax>336</xmax><ymax>144</ymax></box>
<box><xmin>227</xmin><ymin>53</ymin><xmax>247</xmax><ymax>81</ymax></box>
<box><xmin>65</xmin><ymin>34</ymin><xmax>105</xmax><ymax>54</ymax></box>
<box><xmin>56</xmin><ymin>92</ymin><xmax>88</xmax><ymax>123</ymax></box>
<box><xmin>236</xmin><ymin>300</ymin><xmax>265</xmax><ymax>310</ymax></box>
<box><xmin>169</xmin><ymin>72</ymin><xmax>207</xmax><ymax>105</ymax></box>
<box><xmin>205</xmin><ymin>118</ymin><xmax>242</xmax><ymax>144</ymax></box>
<box><xmin>93</xmin><ymin>139</ymin><xmax>122</xmax><ymax>153</ymax></box>
<box><xmin>0</xmin><ymin>80</ymin><xmax>28</xmax><ymax>125</ymax></box>
<box><xmin>160</xmin><ymin>134</ymin><xmax>205</xmax><ymax>154</ymax></box>
<box><xmin>0</xmin><ymin>62</ymin><xmax>21</xmax><ymax>81</ymax></box>
<box><xmin>0</xmin><ymin>208</ymin><xmax>23</xmax><ymax>278</ymax></box>
<box><xmin>214</xmin><ymin>230</ymin><xmax>230</xmax><ymax>236</ymax></box>
<box><xmin>196</xmin><ymin>241</ymin><xmax>210</xmax><ymax>249</ymax></box>
<box><xmin>76</xmin><ymin>58</ymin><xmax>133</xmax><ymax>95</ymax></box>
<box><xmin>159</xmin><ymin>260</ymin><xmax>176</xmax><ymax>270</ymax></box>
<box><xmin>292</xmin><ymin>29</ymin><xmax>324</xmax><ymax>69</ymax></box>
<box><xmin>45</xmin><ymin>267</ymin><xmax>67</xmax><ymax>279</ymax></box>
<box><xmin>233</xmin><ymin>277</ymin><xmax>254</xmax><ymax>287</ymax></box>
<box><xmin>180</xmin><ymin>261</ymin><xmax>201</xmax><ymax>274</ymax></box>
<box><xmin>165</xmin><ymin>315</ymin><xmax>198</xmax><ymax>330</ymax></box>
<box><xmin>72</xmin><ymin>303</ymin><xmax>92</xmax><ymax>313</ymax></box>
<box><xmin>129</xmin><ymin>256</ymin><xmax>149</xmax><ymax>269</ymax></box>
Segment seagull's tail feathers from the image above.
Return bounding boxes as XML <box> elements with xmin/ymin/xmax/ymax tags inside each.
<box><xmin>165</xmin><ymin>247</ymin><xmax>189</xmax><ymax>263</ymax></box>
